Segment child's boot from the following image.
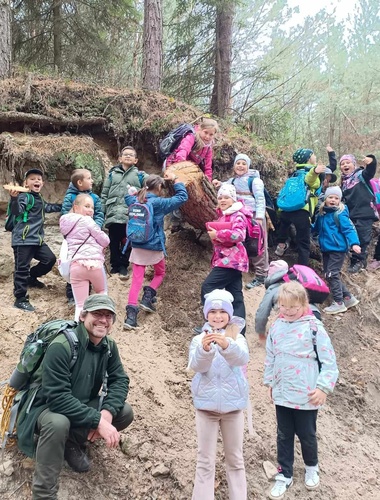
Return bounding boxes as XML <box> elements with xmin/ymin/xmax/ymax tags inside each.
<box><xmin>140</xmin><ymin>286</ymin><xmax>157</xmax><ymax>313</ymax></box>
<box><xmin>305</xmin><ymin>464</ymin><xmax>320</xmax><ymax>490</ymax></box>
<box><xmin>14</xmin><ymin>296</ymin><xmax>35</xmax><ymax>312</ymax></box>
<box><xmin>269</xmin><ymin>473</ymin><xmax>293</xmax><ymax>499</ymax></box>
<box><xmin>124</xmin><ymin>305</ymin><xmax>139</xmax><ymax>330</ymax></box>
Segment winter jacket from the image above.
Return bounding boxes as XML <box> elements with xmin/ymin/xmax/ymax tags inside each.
<box><xmin>100</xmin><ymin>165</ymin><xmax>149</xmax><ymax>227</ymax></box>
<box><xmin>10</xmin><ymin>191</ymin><xmax>62</xmax><ymax>247</ymax></box>
<box><xmin>125</xmin><ymin>182</ymin><xmax>188</xmax><ymax>252</ymax></box>
<box><xmin>62</xmin><ymin>183</ymin><xmax>104</xmax><ymax>227</ymax></box>
<box><xmin>225</xmin><ymin>170</ymin><xmax>266</xmax><ymax>219</ymax></box>
<box><xmin>341</xmin><ymin>155</ymin><xmax>378</xmax><ymax>220</ymax></box>
<box><xmin>16</xmin><ymin>322</ymin><xmax>129</xmax><ymax>457</ymax></box>
<box><xmin>264</xmin><ymin>314</ymin><xmax>339</xmax><ymax>410</ymax></box>
<box><xmin>59</xmin><ymin>213</ymin><xmax>110</xmax><ymax>263</ymax></box>
<box><xmin>188</xmin><ymin>325</ymin><xmax>249</xmax><ymax>413</ymax></box>
<box><xmin>166</xmin><ymin>126</ymin><xmax>213</xmax><ymax>181</ymax></box>
<box><xmin>210</xmin><ymin>202</ymin><xmax>250</xmax><ymax>273</ymax></box>
<box><xmin>255</xmin><ymin>270</ymin><xmax>320</xmax><ymax>335</ymax></box>
<box><xmin>312</xmin><ymin>205</ymin><xmax>360</xmax><ymax>253</ymax></box>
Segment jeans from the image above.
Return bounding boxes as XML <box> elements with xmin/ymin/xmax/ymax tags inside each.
<box><xmin>277</xmin><ymin>209</ymin><xmax>311</xmax><ymax>266</ymax></box>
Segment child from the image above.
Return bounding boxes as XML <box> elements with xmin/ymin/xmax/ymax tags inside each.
<box><xmin>275</xmin><ymin>148</ymin><xmax>324</xmax><ymax>265</ymax></box>
<box><xmin>340</xmin><ymin>154</ymin><xmax>378</xmax><ymax>273</ymax></box>
<box><xmin>264</xmin><ymin>281</ymin><xmax>339</xmax><ymax>499</ymax></box>
<box><xmin>255</xmin><ymin>260</ymin><xmax>321</xmax><ymax>343</ymax></box>
<box><xmin>9</xmin><ymin>168</ymin><xmax>62</xmax><ymax>312</ymax></box>
<box><xmin>312</xmin><ymin>186</ymin><xmax>361</xmax><ymax>314</ymax></box>
<box><xmin>100</xmin><ymin>146</ymin><xmax>149</xmax><ymax>276</ymax></box>
<box><xmin>123</xmin><ymin>173</ymin><xmax>188</xmax><ymax>329</ymax></box>
<box><xmin>165</xmin><ymin>118</ymin><xmax>218</xmax><ymax>232</ymax></box>
<box><xmin>62</xmin><ymin>168</ymin><xmax>104</xmax><ymax>305</ymax></box>
<box><xmin>59</xmin><ymin>194</ymin><xmax>110</xmax><ymax>321</ymax></box>
<box><xmin>200</xmin><ymin>184</ymin><xmax>250</xmax><ymax>335</ymax></box>
<box><xmin>188</xmin><ymin>289</ymin><xmax>249</xmax><ymax>500</ymax></box>
<box><xmin>213</xmin><ymin>153</ymin><xmax>268</xmax><ymax>288</ymax></box>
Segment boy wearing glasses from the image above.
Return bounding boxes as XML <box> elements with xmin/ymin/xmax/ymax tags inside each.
<box><xmin>15</xmin><ymin>294</ymin><xmax>134</xmax><ymax>499</ymax></box>
<box><xmin>100</xmin><ymin>146</ymin><xmax>148</xmax><ymax>277</ymax></box>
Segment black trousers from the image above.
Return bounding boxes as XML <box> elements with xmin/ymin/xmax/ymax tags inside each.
<box><xmin>108</xmin><ymin>223</ymin><xmax>131</xmax><ymax>270</ymax></box>
<box><xmin>322</xmin><ymin>251</ymin><xmax>350</xmax><ymax>302</ymax></box>
<box><xmin>201</xmin><ymin>267</ymin><xmax>246</xmax><ymax>335</ymax></box>
<box><xmin>276</xmin><ymin>405</ymin><xmax>318</xmax><ymax>478</ymax></box>
<box><xmin>277</xmin><ymin>209</ymin><xmax>310</xmax><ymax>266</ymax></box>
<box><xmin>351</xmin><ymin>218</ymin><xmax>373</xmax><ymax>264</ymax></box>
<box><xmin>374</xmin><ymin>233</ymin><xmax>380</xmax><ymax>261</ymax></box>
<box><xmin>13</xmin><ymin>243</ymin><xmax>56</xmax><ymax>299</ymax></box>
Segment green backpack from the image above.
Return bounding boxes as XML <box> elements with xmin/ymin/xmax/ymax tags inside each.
<box><xmin>5</xmin><ymin>193</ymin><xmax>35</xmax><ymax>232</ymax></box>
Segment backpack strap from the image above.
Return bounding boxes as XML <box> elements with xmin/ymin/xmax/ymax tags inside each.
<box><xmin>310</xmin><ymin>319</ymin><xmax>322</xmax><ymax>372</ymax></box>
<box><xmin>137</xmin><ymin>172</ymin><xmax>145</xmax><ymax>187</ymax></box>
<box><xmin>62</xmin><ymin>329</ymin><xmax>79</xmax><ymax>369</ymax></box>
<box><xmin>360</xmin><ymin>175</ymin><xmax>375</xmax><ymax>198</ymax></box>
<box><xmin>97</xmin><ymin>338</ymin><xmax>112</xmax><ymax>411</ymax></box>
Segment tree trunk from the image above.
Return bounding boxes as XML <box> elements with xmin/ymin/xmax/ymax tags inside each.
<box><xmin>210</xmin><ymin>2</ymin><xmax>234</xmax><ymax>118</ymax></box>
<box><xmin>142</xmin><ymin>0</ymin><xmax>163</xmax><ymax>91</ymax></box>
<box><xmin>53</xmin><ymin>0</ymin><xmax>62</xmax><ymax>73</ymax></box>
<box><xmin>0</xmin><ymin>0</ymin><xmax>11</xmax><ymax>80</ymax></box>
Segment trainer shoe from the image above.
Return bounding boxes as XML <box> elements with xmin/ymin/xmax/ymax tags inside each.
<box><xmin>14</xmin><ymin>297</ymin><xmax>35</xmax><ymax>312</ymax></box>
<box><xmin>269</xmin><ymin>474</ymin><xmax>293</xmax><ymax>499</ymax></box>
<box><xmin>305</xmin><ymin>464</ymin><xmax>320</xmax><ymax>490</ymax></box>
<box><xmin>64</xmin><ymin>443</ymin><xmax>90</xmax><ymax>473</ymax></box>
<box><xmin>246</xmin><ymin>276</ymin><xmax>265</xmax><ymax>289</ymax></box>
<box><xmin>275</xmin><ymin>243</ymin><xmax>289</xmax><ymax>257</ymax></box>
<box><xmin>343</xmin><ymin>295</ymin><xmax>360</xmax><ymax>309</ymax></box>
<box><xmin>347</xmin><ymin>261</ymin><xmax>364</xmax><ymax>274</ymax></box>
<box><xmin>27</xmin><ymin>277</ymin><xmax>46</xmax><ymax>288</ymax></box>
<box><xmin>323</xmin><ymin>301</ymin><xmax>347</xmax><ymax>315</ymax></box>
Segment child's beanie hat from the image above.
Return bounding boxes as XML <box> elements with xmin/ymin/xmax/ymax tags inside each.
<box><xmin>203</xmin><ymin>289</ymin><xmax>234</xmax><ymax>319</ymax></box>
<box><xmin>293</xmin><ymin>148</ymin><xmax>313</xmax><ymax>164</ymax></box>
<box><xmin>234</xmin><ymin>154</ymin><xmax>251</xmax><ymax>168</ymax></box>
<box><xmin>217</xmin><ymin>184</ymin><xmax>237</xmax><ymax>201</ymax></box>
<box><xmin>268</xmin><ymin>259</ymin><xmax>289</xmax><ymax>277</ymax></box>
<box><xmin>339</xmin><ymin>154</ymin><xmax>357</xmax><ymax>167</ymax></box>
<box><xmin>325</xmin><ymin>186</ymin><xmax>342</xmax><ymax>200</ymax></box>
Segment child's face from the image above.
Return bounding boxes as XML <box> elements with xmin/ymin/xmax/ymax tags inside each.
<box><xmin>234</xmin><ymin>160</ymin><xmax>249</xmax><ymax>176</ymax></box>
<box><xmin>119</xmin><ymin>149</ymin><xmax>138</xmax><ymax>169</ymax></box>
<box><xmin>217</xmin><ymin>195</ymin><xmax>234</xmax><ymax>211</ymax></box>
<box><xmin>199</xmin><ymin>127</ymin><xmax>216</xmax><ymax>144</ymax></box>
<box><xmin>207</xmin><ymin>309</ymin><xmax>229</xmax><ymax>329</ymax></box>
<box><xmin>308</xmin><ymin>153</ymin><xmax>317</xmax><ymax>165</ymax></box>
<box><xmin>278</xmin><ymin>301</ymin><xmax>305</xmax><ymax>322</ymax></box>
<box><xmin>325</xmin><ymin>194</ymin><xmax>340</xmax><ymax>207</ymax></box>
<box><xmin>78</xmin><ymin>172</ymin><xmax>93</xmax><ymax>191</ymax></box>
<box><xmin>75</xmin><ymin>197</ymin><xmax>94</xmax><ymax>217</ymax></box>
<box><xmin>322</xmin><ymin>174</ymin><xmax>331</xmax><ymax>190</ymax></box>
<box><xmin>25</xmin><ymin>174</ymin><xmax>43</xmax><ymax>193</ymax></box>
<box><xmin>340</xmin><ymin>159</ymin><xmax>355</xmax><ymax>176</ymax></box>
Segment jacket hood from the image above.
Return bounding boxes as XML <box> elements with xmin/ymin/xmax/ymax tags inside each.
<box><xmin>264</xmin><ymin>269</ymin><xmax>287</xmax><ymax>288</ymax></box>
<box><xmin>65</xmin><ymin>183</ymin><xmax>80</xmax><ymax>196</ymax></box>
<box><xmin>60</xmin><ymin>212</ymin><xmax>87</xmax><ymax>236</ymax></box>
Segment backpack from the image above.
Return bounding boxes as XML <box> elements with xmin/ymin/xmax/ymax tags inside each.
<box><xmin>5</xmin><ymin>193</ymin><xmax>35</xmax><ymax>232</ymax></box>
<box><xmin>158</xmin><ymin>123</ymin><xmax>195</xmax><ymax>161</ymax></box>
<box><xmin>277</xmin><ymin>169</ymin><xmax>311</xmax><ymax>212</ymax></box>
<box><xmin>126</xmin><ymin>200</ymin><xmax>155</xmax><ymax>245</ymax></box>
<box><xmin>244</xmin><ymin>216</ymin><xmax>264</xmax><ymax>258</ymax></box>
<box><xmin>283</xmin><ymin>264</ymin><xmax>330</xmax><ymax>303</ymax></box>
<box><xmin>232</xmin><ymin>177</ymin><xmax>275</xmax><ymax>211</ymax></box>
<box><xmin>370</xmin><ymin>178</ymin><xmax>380</xmax><ymax>212</ymax></box>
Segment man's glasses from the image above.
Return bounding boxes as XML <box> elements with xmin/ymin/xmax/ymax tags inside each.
<box><xmin>90</xmin><ymin>311</ymin><xmax>114</xmax><ymax>320</ymax></box>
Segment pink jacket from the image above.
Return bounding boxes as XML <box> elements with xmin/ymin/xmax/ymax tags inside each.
<box><xmin>166</xmin><ymin>126</ymin><xmax>213</xmax><ymax>180</ymax></box>
<box><xmin>210</xmin><ymin>202</ymin><xmax>250</xmax><ymax>273</ymax></box>
<box><xmin>59</xmin><ymin>213</ymin><xmax>110</xmax><ymax>263</ymax></box>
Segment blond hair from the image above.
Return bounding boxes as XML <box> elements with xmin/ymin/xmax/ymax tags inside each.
<box><xmin>277</xmin><ymin>281</ymin><xmax>309</xmax><ymax>310</ymax></box>
<box><xmin>73</xmin><ymin>193</ymin><xmax>94</xmax><ymax>207</ymax></box>
<box><xmin>70</xmin><ymin>169</ymin><xmax>91</xmax><ymax>189</ymax></box>
<box><xmin>319</xmin><ymin>200</ymin><xmax>345</xmax><ymax>215</ymax></box>
<box><xmin>193</xmin><ymin>118</ymin><xmax>218</xmax><ymax>152</ymax></box>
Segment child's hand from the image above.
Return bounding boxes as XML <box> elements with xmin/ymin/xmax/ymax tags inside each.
<box><xmin>268</xmin><ymin>386</ymin><xmax>273</xmax><ymax>403</ymax></box>
<box><xmin>9</xmin><ymin>189</ymin><xmax>20</xmax><ymax>197</ymax></box>
<box><xmin>363</xmin><ymin>156</ymin><xmax>373</xmax><ymax>165</ymax></box>
<box><xmin>315</xmin><ymin>164</ymin><xmax>326</xmax><ymax>174</ymax></box>
<box><xmin>352</xmin><ymin>244</ymin><xmax>361</xmax><ymax>254</ymax></box>
<box><xmin>207</xmin><ymin>229</ymin><xmax>217</xmax><ymax>240</ymax></box>
<box><xmin>308</xmin><ymin>388</ymin><xmax>327</xmax><ymax>406</ymax></box>
<box><xmin>212</xmin><ymin>333</ymin><xmax>229</xmax><ymax>350</ymax></box>
<box><xmin>326</xmin><ymin>145</ymin><xmax>334</xmax><ymax>152</ymax></box>
<box><xmin>163</xmin><ymin>171</ymin><xmax>178</xmax><ymax>182</ymax></box>
<box><xmin>212</xmin><ymin>179</ymin><xmax>221</xmax><ymax>188</ymax></box>
<box><xmin>256</xmin><ymin>218</ymin><xmax>263</xmax><ymax>226</ymax></box>
<box><xmin>202</xmin><ymin>333</ymin><xmax>216</xmax><ymax>352</ymax></box>
<box><xmin>128</xmin><ymin>186</ymin><xmax>138</xmax><ymax>196</ymax></box>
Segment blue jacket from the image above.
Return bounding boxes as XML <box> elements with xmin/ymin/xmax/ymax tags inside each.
<box><xmin>124</xmin><ymin>182</ymin><xmax>188</xmax><ymax>252</ymax></box>
<box><xmin>312</xmin><ymin>205</ymin><xmax>360</xmax><ymax>253</ymax></box>
<box><xmin>61</xmin><ymin>183</ymin><xmax>104</xmax><ymax>227</ymax></box>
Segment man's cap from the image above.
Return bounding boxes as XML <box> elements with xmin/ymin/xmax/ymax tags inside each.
<box><xmin>25</xmin><ymin>168</ymin><xmax>44</xmax><ymax>179</ymax></box>
<box><xmin>83</xmin><ymin>294</ymin><xmax>116</xmax><ymax>315</ymax></box>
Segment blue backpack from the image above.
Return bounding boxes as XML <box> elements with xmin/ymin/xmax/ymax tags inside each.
<box><xmin>277</xmin><ymin>169</ymin><xmax>310</xmax><ymax>212</ymax></box>
<box><xmin>126</xmin><ymin>200</ymin><xmax>155</xmax><ymax>245</ymax></box>
<box><xmin>158</xmin><ymin>124</ymin><xmax>195</xmax><ymax>161</ymax></box>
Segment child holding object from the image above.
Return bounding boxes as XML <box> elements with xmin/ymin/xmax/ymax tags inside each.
<box><xmin>188</xmin><ymin>289</ymin><xmax>249</xmax><ymax>500</ymax></box>
<box><xmin>264</xmin><ymin>281</ymin><xmax>339</xmax><ymax>499</ymax></box>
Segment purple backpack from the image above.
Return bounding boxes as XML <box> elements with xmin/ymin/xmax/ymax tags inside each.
<box><xmin>370</xmin><ymin>178</ymin><xmax>380</xmax><ymax>212</ymax></box>
<box><xmin>283</xmin><ymin>264</ymin><xmax>330</xmax><ymax>303</ymax></box>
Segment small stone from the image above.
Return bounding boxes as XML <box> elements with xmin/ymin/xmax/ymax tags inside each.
<box><xmin>368</xmin><ymin>476</ymin><xmax>377</xmax><ymax>486</ymax></box>
<box><xmin>351</xmin><ymin>357</ymin><xmax>358</xmax><ymax>363</ymax></box>
<box><xmin>151</xmin><ymin>464</ymin><xmax>170</xmax><ymax>477</ymax></box>
<box><xmin>145</xmin><ymin>461</ymin><xmax>152</xmax><ymax>470</ymax></box>
<box><xmin>263</xmin><ymin>460</ymin><xmax>278</xmax><ymax>479</ymax></box>
<box><xmin>0</xmin><ymin>459</ymin><xmax>14</xmax><ymax>476</ymax></box>
<box><xmin>356</xmin><ymin>487</ymin><xmax>366</xmax><ymax>496</ymax></box>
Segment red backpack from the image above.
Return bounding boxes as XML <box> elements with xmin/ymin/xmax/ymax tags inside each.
<box><xmin>283</xmin><ymin>264</ymin><xmax>329</xmax><ymax>303</ymax></box>
<box><xmin>244</xmin><ymin>217</ymin><xmax>264</xmax><ymax>257</ymax></box>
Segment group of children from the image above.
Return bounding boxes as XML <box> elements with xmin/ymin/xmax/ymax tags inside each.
<box><xmin>5</xmin><ymin>126</ymin><xmax>377</xmax><ymax>499</ymax></box>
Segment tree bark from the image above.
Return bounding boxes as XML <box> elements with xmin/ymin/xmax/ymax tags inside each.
<box><xmin>142</xmin><ymin>0</ymin><xmax>163</xmax><ymax>91</ymax></box>
<box><xmin>0</xmin><ymin>0</ymin><xmax>11</xmax><ymax>80</ymax></box>
<box><xmin>53</xmin><ymin>0</ymin><xmax>62</xmax><ymax>73</ymax></box>
<box><xmin>210</xmin><ymin>2</ymin><xmax>234</xmax><ymax>118</ymax></box>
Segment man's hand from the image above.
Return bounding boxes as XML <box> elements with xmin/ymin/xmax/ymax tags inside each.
<box><xmin>95</xmin><ymin>415</ymin><xmax>120</xmax><ymax>448</ymax></box>
<box><xmin>87</xmin><ymin>410</ymin><xmax>115</xmax><ymax>443</ymax></box>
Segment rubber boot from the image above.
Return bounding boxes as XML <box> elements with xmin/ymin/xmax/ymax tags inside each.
<box><xmin>140</xmin><ymin>286</ymin><xmax>157</xmax><ymax>313</ymax></box>
<box><xmin>124</xmin><ymin>305</ymin><xmax>139</xmax><ymax>330</ymax></box>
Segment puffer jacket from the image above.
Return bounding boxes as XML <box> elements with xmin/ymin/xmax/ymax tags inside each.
<box><xmin>60</xmin><ymin>213</ymin><xmax>109</xmax><ymax>262</ymax></box>
<box><xmin>100</xmin><ymin>165</ymin><xmax>149</xmax><ymax>227</ymax></box>
<box><xmin>225</xmin><ymin>170</ymin><xmax>266</xmax><ymax>219</ymax></box>
<box><xmin>264</xmin><ymin>314</ymin><xmax>339</xmax><ymax>409</ymax></box>
<box><xmin>166</xmin><ymin>126</ymin><xmax>213</xmax><ymax>181</ymax></box>
<box><xmin>62</xmin><ymin>183</ymin><xmax>104</xmax><ymax>227</ymax></box>
<box><xmin>188</xmin><ymin>328</ymin><xmax>249</xmax><ymax>413</ymax></box>
<box><xmin>312</xmin><ymin>205</ymin><xmax>360</xmax><ymax>253</ymax></box>
<box><xmin>210</xmin><ymin>202</ymin><xmax>250</xmax><ymax>273</ymax></box>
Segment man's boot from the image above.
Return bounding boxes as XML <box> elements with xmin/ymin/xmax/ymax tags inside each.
<box><xmin>64</xmin><ymin>442</ymin><xmax>90</xmax><ymax>473</ymax></box>
<box><xmin>124</xmin><ymin>305</ymin><xmax>139</xmax><ymax>330</ymax></box>
<box><xmin>140</xmin><ymin>286</ymin><xmax>157</xmax><ymax>313</ymax></box>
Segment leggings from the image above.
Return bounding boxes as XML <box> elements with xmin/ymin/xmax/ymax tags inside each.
<box><xmin>128</xmin><ymin>259</ymin><xmax>166</xmax><ymax>305</ymax></box>
<box><xmin>70</xmin><ymin>262</ymin><xmax>107</xmax><ymax>321</ymax></box>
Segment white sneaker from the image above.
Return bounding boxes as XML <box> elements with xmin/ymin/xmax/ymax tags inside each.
<box><xmin>275</xmin><ymin>243</ymin><xmax>289</xmax><ymax>257</ymax></box>
<box><xmin>323</xmin><ymin>301</ymin><xmax>347</xmax><ymax>315</ymax></box>
<box><xmin>305</xmin><ymin>465</ymin><xmax>320</xmax><ymax>490</ymax></box>
<box><xmin>343</xmin><ymin>295</ymin><xmax>360</xmax><ymax>309</ymax></box>
<box><xmin>269</xmin><ymin>474</ymin><xmax>293</xmax><ymax>499</ymax></box>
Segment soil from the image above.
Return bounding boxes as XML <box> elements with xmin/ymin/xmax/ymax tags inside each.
<box><xmin>0</xmin><ymin>221</ymin><xmax>380</xmax><ymax>500</ymax></box>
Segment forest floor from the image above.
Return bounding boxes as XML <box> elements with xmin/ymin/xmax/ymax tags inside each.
<box><xmin>0</xmin><ymin>221</ymin><xmax>380</xmax><ymax>500</ymax></box>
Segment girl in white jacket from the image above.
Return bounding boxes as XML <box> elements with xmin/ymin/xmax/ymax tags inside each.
<box><xmin>188</xmin><ymin>289</ymin><xmax>249</xmax><ymax>500</ymax></box>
